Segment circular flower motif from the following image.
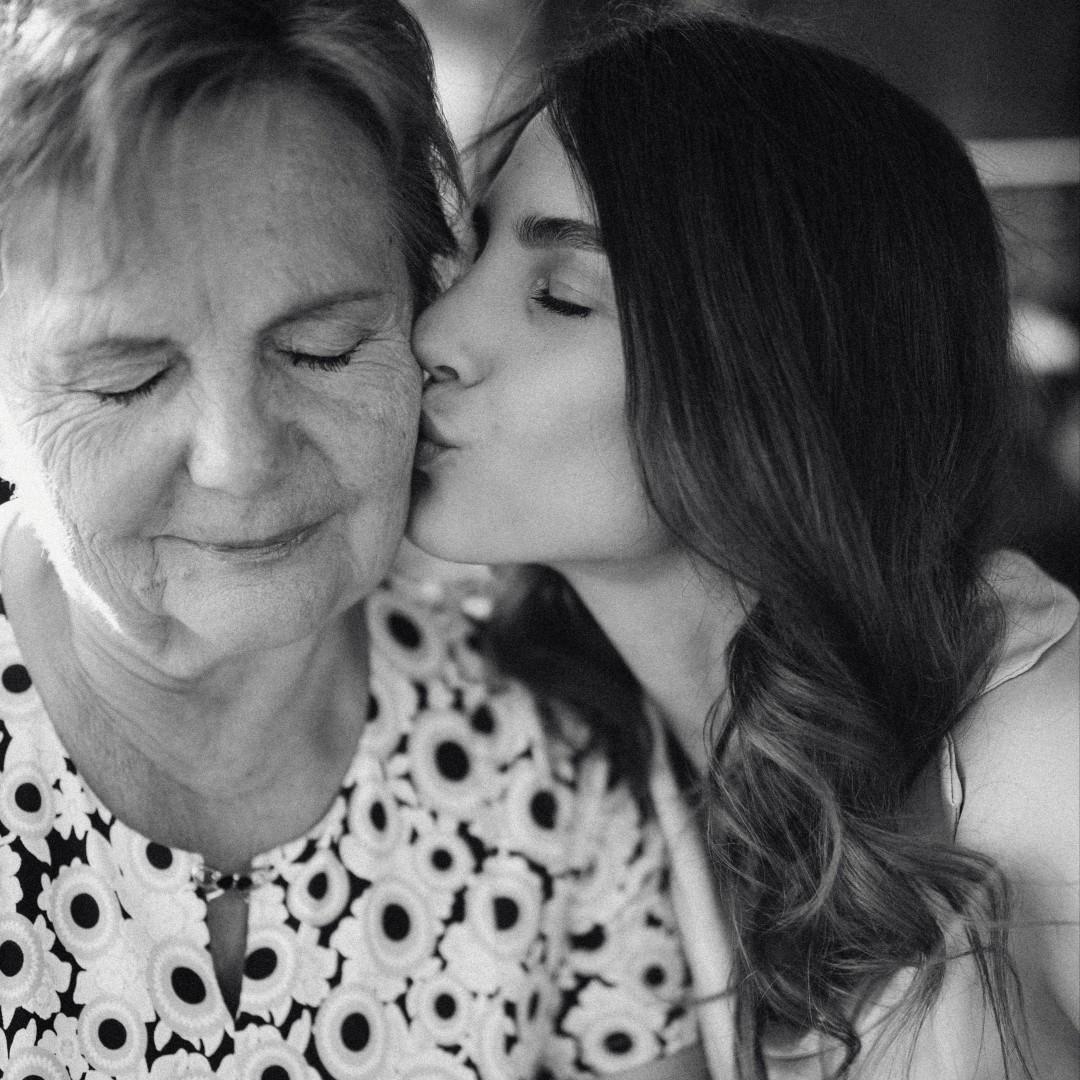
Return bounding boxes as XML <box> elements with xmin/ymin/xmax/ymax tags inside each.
<box><xmin>285</xmin><ymin>848</ymin><xmax>351</xmax><ymax>928</ymax></box>
<box><xmin>619</xmin><ymin>928</ymin><xmax>689</xmax><ymax>1005</ymax></box>
<box><xmin>231</xmin><ymin>1032</ymin><xmax>313</xmax><ymax>1080</ymax></box>
<box><xmin>76</xmin><ymin>995</ymin><xmax>149</xmax><ymax>1075</ymax></box>
<box><xmin>407</xmin><ymin>710</ymin><xmax>496</xmax><ymax>816</ymax></box>
<box><xmin>313</xmin><ymin>984</ymin><xmax>391</xmax><ymax>1079</ymax></box>
<box><xmin>0</xmin><ymin>760</ymin><xmax>55</xmax><ymax>846</ymax></box>
<box><xmin>240</xmin><ymin>923</ymin><xmax>299</xmax><ymax>1020</ymax></box>
<box><xmin>148</xmin><ymin>937</ymin><xmax>229</xmax><ymax>1045</ymax></box>
<box><xmin>112</xmin><ymin>824</ymin><xmax>198</xmax><ymax>893</ymax></box>
<box><xmin>563</xmin><ymin>983</ymin><xmax>666</xmax><ymax>1073</ymax></box>
<box><xmin>359</xmin><ymin>877</ymin><xmax>438</xmax><ymax>977</ymax></box>
<box><xmin>346</xmin><ymin>774</ymin><xmax>406</xmax><ymax>859</ymax></box>
<box><xmin>577</xmin><ymin>1012</ymin><xmax>661</xmax><ymax>1072</ymax></box>
<box><xmin>405</xmin><ymin>971</ymin><xmax>474</xmax><ymax>1045</ymax></box>
<box><xmin>2</xmin><ymin>1044</ymin><xmax>68</xmax><ymax>1080</ymax></box>
<box><xmin>0</xmin><ymin>642</ymin><xmax>42</xmax><ymax>722</ymax></box>
<box><xmin>464</xmin><ymin>855</ymin><xmax>543</xmax><ymax>961</ymax></box>
<box><xmin>409</xmin><ymin>825</ymin><xmax>475</xmax><ymax>895</ymax></box>
<box><xmin>47</xmin><ymin>861</ymin><xmax>123</xmax><ymax>961</ymax></box>
<box><xmin>366</xmin><ymin>590</ymin><xmax>445</xmax><ymax>679</ymax></box>
<box><xmin>0</xmin><ymin>912</ymin><xmax>46</xmax><ymax>1012</ymax></box>
<box><xmin>502</xmin><ymin>764</ymin><xmax>571</xmax><ymax>867</ymax></box>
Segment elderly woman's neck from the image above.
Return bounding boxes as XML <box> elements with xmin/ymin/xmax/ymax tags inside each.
<box><xmin>71</xmin><ymin>591</ymin><xmax>363</xmax><ymax>700</ymax></box>
<box><xmin>559</xmin><ymin>550</ymin><xmax>747</xmax><ymax>775</ymax></box>
<box><xmin>3</xmin><ymin>521</ymin><xmax>369</xmax><ymax>866</ymax></box>
<box><xmin>66</xmin><ymin>599</ymin><xmax>370</xmax><ymax>772</ymax></box>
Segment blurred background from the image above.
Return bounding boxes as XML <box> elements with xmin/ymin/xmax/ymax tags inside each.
<box><xmin>3</xmin><ymin>0</ymin><xmax>1077</xmax><ymax>589</ymax></box>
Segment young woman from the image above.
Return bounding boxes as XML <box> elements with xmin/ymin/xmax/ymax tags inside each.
<box><xmin>409</xmin><ymin>13</ymin><xmax>1080</xmax><ymax>1080</ymax></box>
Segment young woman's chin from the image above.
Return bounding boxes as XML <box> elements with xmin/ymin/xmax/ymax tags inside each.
<box><xmin>408</xmin><ymin>470</ymin><xmax>678</xmax><ymax>575</ymax></box>
<box><xmin>407</xmin><ymin>473</ymin><xmax>493</xmax><ymax>565</ymax></box>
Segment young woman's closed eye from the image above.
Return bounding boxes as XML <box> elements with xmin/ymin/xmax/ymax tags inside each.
<box><xmin>411</xmin><ymin>117</ymin><xmax>665</xmax><ymax>572</ymax></box>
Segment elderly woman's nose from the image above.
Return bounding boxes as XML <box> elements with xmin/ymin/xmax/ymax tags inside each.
<box><xmin>185</xmin><ymin>376</ymin><xmax>290</xmax><ymax>495</ymax></box>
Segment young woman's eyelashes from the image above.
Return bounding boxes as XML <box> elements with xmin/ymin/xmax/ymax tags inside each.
<box><xmin>530</xmin><ymin>283</ymin><xmax>592</xmax><ymax>318</ymax></box>
<box><xmin>468</xmin><ymin>201</ymin><xmax>601</xmax><ymax>318</ymax></box>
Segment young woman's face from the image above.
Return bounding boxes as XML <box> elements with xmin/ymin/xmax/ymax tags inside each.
<box><xmin>409</xmin><ymin>114</ymin><xmax>673</xmax><ymax>571</ymax></box>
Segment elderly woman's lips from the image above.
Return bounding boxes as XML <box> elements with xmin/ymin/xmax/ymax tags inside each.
<box><xmin>184</xmin><ymin>521</ymin><xmax>324</xmax><ymax>556</ymax></box>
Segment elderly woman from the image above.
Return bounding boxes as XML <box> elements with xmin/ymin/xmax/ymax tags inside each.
<box><xmin>0</xmin><ymin>2</ymin><xmax>703</xmax><ymax>1078</ymax></box>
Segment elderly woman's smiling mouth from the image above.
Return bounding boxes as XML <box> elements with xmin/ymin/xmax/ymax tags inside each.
<box><xmin>164</xmin><ymin>517</ymin><xmax>334</xmax><ymax>562</ymax></box>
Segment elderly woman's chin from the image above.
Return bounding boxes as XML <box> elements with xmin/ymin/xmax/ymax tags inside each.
<box><xmin>146</xmin><ymin>530</ymin><xmax>367</xmax><ymax>661</ymax></box>
<box><xmin>23</xmin><ymin>492</ymin><xmax>406</xmax><ymax>670</ymax></box>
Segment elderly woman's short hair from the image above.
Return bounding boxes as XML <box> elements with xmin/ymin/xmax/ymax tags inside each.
<box><xmin>0</xmin><ymin>0</ymin><xmax>459</xmax><ymax>303</ymax></box>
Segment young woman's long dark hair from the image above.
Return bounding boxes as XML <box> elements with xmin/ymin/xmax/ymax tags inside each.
<box><xmin>483</xmin><ymin>14</ymin><xmax>1024</xmax><ymax>1078</ymax></box>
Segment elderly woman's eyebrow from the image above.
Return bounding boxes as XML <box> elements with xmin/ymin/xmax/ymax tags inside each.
<box><xmin>46</xmin><ymin>291</ymin><xmax>395</xmax><ymax>375</ymax></box>
<box><xmin>59</xmin><ymin>336</ymin><xmax>169</xmax><ymax>358</ymax></box>
<box><xmin>264</xmin><ymin>288</ymin><xmax>398</xmax><ymax>333</ymax></box>
<box><xmin>43</xmin><ymin>336</ymin><xmax>174</xmax><ymax>386</ymax></box>
<box><xmin>56</xmin><ymin>337</ymin><xmax>173</xmax><ymax>367</ymax></box>
<box><xmin>516</xmin><ymin>214</ymin><xmax>604</xmax><ymax>253</ymax></box>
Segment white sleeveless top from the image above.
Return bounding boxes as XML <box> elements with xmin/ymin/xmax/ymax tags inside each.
<box><xmin>648</xmin><ymin>552</ymin><xmax>1080</xmax><ymax>1079</ymax></box>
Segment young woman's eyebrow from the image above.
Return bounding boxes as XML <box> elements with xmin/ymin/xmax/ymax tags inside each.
<box><xmin>516</xmin><ymin>214</ymin><xmax>605</xmax><ymax>253</ymax></box>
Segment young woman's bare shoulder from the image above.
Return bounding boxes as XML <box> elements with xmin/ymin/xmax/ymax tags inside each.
<box><xmin>953</xmin><ymin>618</ymin><xmax>1079</xmax><ymax>1027</ymax></box>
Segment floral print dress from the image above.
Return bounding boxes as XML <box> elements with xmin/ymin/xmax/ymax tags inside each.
<box><xmin>0</xmin><ymin>510</ymin><xmax>696</xmax><ymax>1080</ymax></box>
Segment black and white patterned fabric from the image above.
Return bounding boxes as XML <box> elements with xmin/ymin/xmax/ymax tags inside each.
<box><xmin>0</xmin><ymin>513</ymin><xmax>696</xmax><ymax>1079</ymax></box>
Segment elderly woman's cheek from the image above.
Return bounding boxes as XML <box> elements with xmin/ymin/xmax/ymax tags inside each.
<box><xmin>5</xmin><ymin>395</ymin><xmax>109</xmax><ymax>509</ymax></box>
<box><xmin>333</xmin><ymin>348</ymin><xmax>422</xmax><ymax>480</ymax></box>
<box><xmin>34</xmin><ymin>404</ymin><xmax>171</xmax><ymax>521</ymax></box>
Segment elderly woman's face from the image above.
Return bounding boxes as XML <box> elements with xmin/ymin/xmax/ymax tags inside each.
<box><xmin>0</xmin><ymin>93</ymin><xmax>419</xmax><ymax>658</ymax></box>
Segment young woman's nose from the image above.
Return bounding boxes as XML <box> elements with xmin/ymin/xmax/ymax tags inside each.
<box><xmin>185</xmin><ymin>370</ymin><xmax>291</xmax><ymax>496</ymax></box>
<box><xmin>412</xmin><ymin>276</ymin><xmax>490</xmax><ymax>389</ymax></box>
